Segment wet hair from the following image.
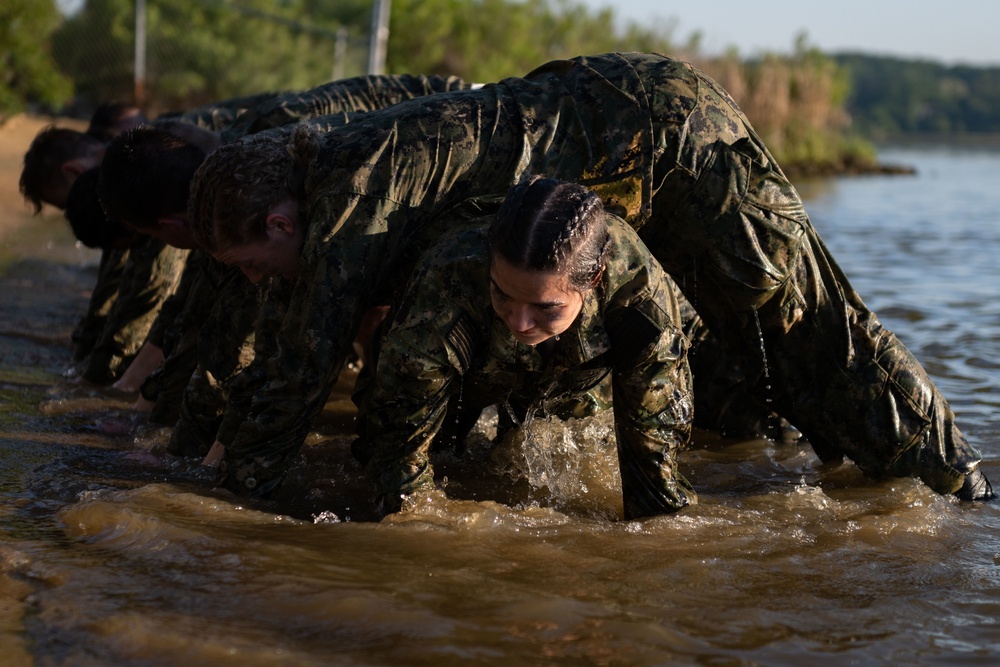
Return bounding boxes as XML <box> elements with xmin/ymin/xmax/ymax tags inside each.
<box><xmin>489</xmin><ymin>176</ymin><xmax>610</xmax><ymax>292</ymax></box>
<box><xmin>19</xmin><ymin>126</ymin><xmax>104</xmax><ymax>213</ymax></box>
<box><xmin>65</xmin><ymin>167</ymin><xmax>134</xmax><ymax>249</ymax></box>
<box><xmin>86</xmin><ymin>102</ymin><xmax>147</xmax><ymax>142</ymax></box>
<box><xmin>98</xmin><ymin>125</ymin><xmax>206</xmax><ymax>230</ymax></box>
<box><xmin>188</xmin><ymin>122</ymin><xmax>316</xmax><ymax>254</ymax></box>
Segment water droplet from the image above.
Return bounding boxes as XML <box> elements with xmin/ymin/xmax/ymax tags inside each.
<box><xmin>752</xmin><ymin>307</ymin><xmax>773</xmax><ymax>402</ymax></box>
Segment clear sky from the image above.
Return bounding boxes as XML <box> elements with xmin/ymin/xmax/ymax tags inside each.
<box><xmin>577</xmin><ymin>0</ymin><xmax>1000</xmax><ymax>67</ymax></box>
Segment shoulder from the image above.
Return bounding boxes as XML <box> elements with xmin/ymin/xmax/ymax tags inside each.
<box><xmin>421</xmin><ymin>225</ymin><xmax>490</xmax><ymax>272</ymax></box>
<box><xmin>600</xmin><ymin>213</ymin><xmax>682</xmax><ymax>347</ymax></box>
<box><xmin>392</xmin><ymin>226</ymin><xmax>491</xmax><ymax>330</ymax></box>
<box><xmin>601</xmin><ymin>213</ymin><xmax>661</xmax><ymax>294</ymax></box>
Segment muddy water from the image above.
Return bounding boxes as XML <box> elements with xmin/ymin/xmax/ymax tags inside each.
<box><xmin>1</xmin><ymin>146</ymin><xmax>999</xmax><ymax>666</ymax></box>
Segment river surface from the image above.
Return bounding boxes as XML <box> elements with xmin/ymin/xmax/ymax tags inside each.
<box><xmin>0</xmin><ymin>145</ymin><xmax>998</xmax><ymax>666</ymax></box>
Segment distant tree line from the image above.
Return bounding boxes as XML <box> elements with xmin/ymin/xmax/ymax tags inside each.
<box><xmin>833</xmin><ymin>53</ymin><xmax>1000</xmax><ymax>138</ymax></box>
<box><xmin>5</xmin><ymin>1</ymin><xmax>999</xmax><ymax>174</ymax></box>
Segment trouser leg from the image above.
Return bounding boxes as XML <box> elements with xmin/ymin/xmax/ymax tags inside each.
<box><xmin>641</xmin><ymin>134</ymin><xmax>982</xmax><ymax>494</ymax></box>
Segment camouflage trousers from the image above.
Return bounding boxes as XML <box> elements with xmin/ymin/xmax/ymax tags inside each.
<box><xmin>638</xmin><ymin>98</ymin><xmax>979</xmax><ymax>493</ymax></box>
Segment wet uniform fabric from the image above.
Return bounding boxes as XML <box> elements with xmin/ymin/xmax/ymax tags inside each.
<box><xmin>71</xmin><ymin>246</ymin><xmax>129</xmax><ymax>362</ymax></box>
<box><xmin>354</xmin><ymin>218</ymin><xmax>696</xmax><ymax>518</ymax></box>
<box><xmin>138</xmin><ymin>250</ymin><xmax>207</xmax><ymax>420</ymax></box>
<box><xmin>164</xmin><ymin>258</ymin><xmax>264</xmax><ymax>455</ymax></box>
<box><xmin>222</xmin><ymin>74</ymin><xmax>473</xmax><ymax>140</ymax></box>
<box><xmin>156</xmin><ymin>91</ymin><xmax>283</xmax><ymax>132</ymax></box>
<box><xmin>218</xmin><ymin>52</ymin><xmax>982</xmax><ymax>498</ymax></box>
<box><xmin>157</xmin><ymin>76</ymin><xmax>473</xmax><ymax>456</ymax></box>
<box><xmin>77</xmin><ymin>236</ymin><xmax>187</xmax><ymax>385</ymax></box>
<box><xmin>136</xmin><ymin>251</ymin><xmax>261</xmax><ymax>447</ymax></box>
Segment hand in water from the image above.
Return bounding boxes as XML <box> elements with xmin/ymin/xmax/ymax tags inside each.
<box><xmin>122</xmin><ymin>450</ymin><xmax>167</xmax><ymax>465</ymax></box>
<box><xmin>956</xmin><ymin>468</ymin><xmax>995</xmax><ymax>501</ymax></box>
<box><xmin>132</xmin><ymin>395</ymin><xmax>154</xmax><ymax>413</ymax></box>
<box><xmin>202</xmin><ymin>441</ymin><xmax>225</xmax><ymax>468</ymax></box>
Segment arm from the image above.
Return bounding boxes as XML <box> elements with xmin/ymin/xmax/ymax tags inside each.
<box><xmin>166</xmin><ymin>269</ymin><xmax>265</xmax><ymax>457</ymax></box>
<box><xmin>71</xmin><ymin>247</ymin><xmax>128</xmax><ymax>363</ymax></box>
<box><xmin>119</xmin><ymin>253</ymin><xmax>206</xmax><ymax>404</ymax></box>
<box><xmin>79</xmin><ymin>239</ymin><xmax>188</xmax><ymax>385</ymax></box>
<box><xmin>359</xmin><ymin>270</ymin><xmax>470</xmax><ymax>513</ymax></box>
<box><xmin>217</xmin><ymin>196</ymin><xmax>396</xmax><ymax>496</ymax></box>
<box><xmin>111</xmin><ymin>341</ymin><xmax>164</xmax><ymax>393</ymax></box>
<box><xmin>608</xmin><ymin>271</ymin><xmax>697</xmax><ymax>520</ymax></box>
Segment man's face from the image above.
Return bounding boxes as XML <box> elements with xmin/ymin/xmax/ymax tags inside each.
<box><xmin>45</xmin><ymin>151</ymin><xmax>106</xmax><ymax>209</ymax></box>
<box><xmin>40</xmin><ymin>182</ymin><xmax>72</xmax><ymax>210</ymax></box>
<box><xmin>214</xmin><ymin>234</ymin><xmax>303</xmax><ymax>284</ymax></box>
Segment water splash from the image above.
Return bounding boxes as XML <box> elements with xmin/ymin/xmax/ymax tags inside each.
<box><xmin>752</xmin><ymin>307</ymin><xmax>772</xmax><ymax>403</ymax></box>
<box><xmin>488</xmin><ymin>407</ymin><xmax>620</xmax><ymax>512</ymax></box>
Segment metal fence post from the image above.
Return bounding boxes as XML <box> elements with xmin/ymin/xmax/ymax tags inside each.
<box><xmin>368</xmin><ymin>0</ymin><xmax>390</xmax><ymax>75</ymax></box>
<box><xmin>134</xmin><ymin>0</ymin><xmax>146</xmax><ymax>107</ymax></box>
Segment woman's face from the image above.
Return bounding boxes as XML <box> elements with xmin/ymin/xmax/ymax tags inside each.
<box><xmin>489</xmin><ymin>257</ymin><xmax>585</xmax><ymax>346</ymax></box>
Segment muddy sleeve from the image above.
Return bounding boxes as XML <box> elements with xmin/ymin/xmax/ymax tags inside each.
<box><xmin>358</xmin><ymin>267</ymin><xmax>472</xmax><ymax>513</ymax></box>
<box><xmin>608</xmin><ymin>267</ymin><xmax>697</xmax><ymax>519</ymax></box>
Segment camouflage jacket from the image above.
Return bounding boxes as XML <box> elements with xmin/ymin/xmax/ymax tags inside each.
<box><xmin>222</xmin><ymin>74</ymin><xmax>473</xmax><ymax>140</ymax></box>
<box><xmin>221</xmin><ymin>50</ymin><xmax>983</xmax><ymax>500</ymax></box>
<box><xmin>78</xmin><ymin>237</ymin><xmax>188</xmax><ymax>385</ymax></box>
<box><xmin>358</xmin><ymin>217</ymin><xmax>696</xmax><ymax>517</ymax></box>
<box><xmin>156</xmin><ymin>91</ymin><xmax>282</xmax><ymax>132</ymax></box>
<box><xmin>219</xmin><ymin>52</ymin><xmax>711</xmax><ymax>495</ymax></box>
<box><xmin>140</xmin><ymin>250</ymin><xmax>259</xmax><ymax>432</ymax></box>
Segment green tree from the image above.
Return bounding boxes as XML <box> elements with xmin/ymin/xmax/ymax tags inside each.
<box><xmin>0</xmin><ymin>0</ymin><xmax>73</xmax><ymax>120</ymax></box>
<box><xmin>52</xmin><ymin>0</ymin><xmax>349</xmax><ymax>115</ymax></box>
<box><xmin>836</xmin><ymin>53</ymin><xmax>1000</xmax><ymax>137</ymax></box>
<box><xmin>384</xmin><ymin>0</ymin><xmax>675</xmax><ymax>82</ymax></box>
<box><xmin>697</xmin><ymin>34</ymin><xmax>875</xmax><ymax>175</ymax></box>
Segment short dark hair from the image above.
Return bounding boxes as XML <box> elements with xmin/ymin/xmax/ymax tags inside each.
<box><xmin>98</xmin><ymin>125</ymin><xmax>206</xmax><ymax>230</ymax></box>
<box><xmin>489</xmin><ymin>176</ymin><xmax>609</xmax><ymax>291</ymax></box>
<box><xmin>65</xmin><ymin>167</ymin><xmax>133</xmax><ymax>249</ymax></box>
<box><xmin>87</xmin><ymin>102</ymin><xmax>147</xmax><ymax>142</ymax></box>
<box><xmin>188</xmin><ymin>123</ymin><xmax>315</xmax><ymax>253</ymax></box>
<box><xmin>20</xmin><ymin>126</ymin><xmax>104</xmax><ymax>213</ymax></box>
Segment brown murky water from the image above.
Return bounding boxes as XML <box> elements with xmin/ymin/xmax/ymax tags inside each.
<box><xmin>0</xmin><ymin>145</ymin><xmax>998</xmax><ymax>666</ymax></box>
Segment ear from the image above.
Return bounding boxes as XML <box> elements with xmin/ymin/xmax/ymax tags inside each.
<box><xmin>60</xmin><ymin>160</ymin><xmax>88</xmax><ymax>179</ymax></box>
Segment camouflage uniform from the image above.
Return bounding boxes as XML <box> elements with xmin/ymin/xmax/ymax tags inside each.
<box><xmin>71</xmin><ymin>246</ymin><xmax>129</xmax><ymax>362</ymax></box>
<box><xmin>155</xmin><ymin>76</ymin><xmax>466</xmax><ymax>455</ymax></box>
<box><xmin>219</xmin><ymin>52</ymin><xmax>982</xmax><ymax>498</ymax></box>
<box><xmin>78</xmin><ymin>236</ymin><xmax>187</xmax><ymax>385</ymax></box>
<box><xmin>138</xmin><ymin>251</ymin><xmax>207</xmax><ymax>420</ymax></box>
<box><xmin>354</xmin><ymin>218</ymin><xmax>696</xmax><ymax>518</ymax></box>
<box><xmin>156</xmin><ymin>91</ymin><xmax>282</xmax><ymax>132</ymax></box>
<box><xmin>211</xmin><ymin>276</ymin><xmax>293</xmax><ymax>450</ymax></box>
<box><xmin>137</xmin><ymin>250</ymin><xmax>261</xmax><ymax>443</ymax></box>
<box><xmin>221</xmin><ymin>74</ymin><xmax>472</xmax><ymax>140</ymax></box>
<box><xmin>164</xmin><ymin>258</ymin><xmax>265</xmax><ymax>455</ymax></box>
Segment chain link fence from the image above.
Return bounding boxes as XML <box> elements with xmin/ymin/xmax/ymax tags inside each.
<box><xmin>50</xmin><ymin>0</ymin><xmax>379</xmax><ymax>119</ymax></box>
